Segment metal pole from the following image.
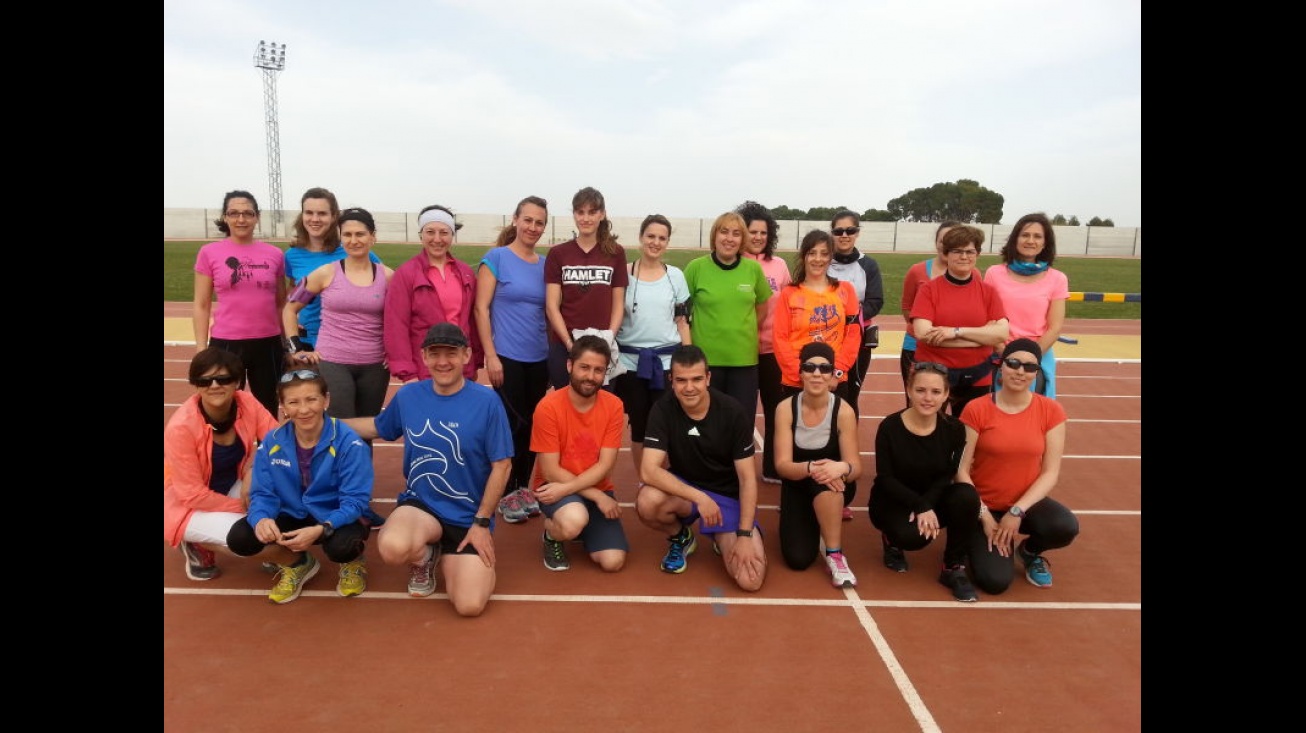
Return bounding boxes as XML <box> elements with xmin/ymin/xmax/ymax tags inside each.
<box><xmin>253</xmin><ymin>41</ymin><xmax>286</xmax><ymax>238</ymax></box>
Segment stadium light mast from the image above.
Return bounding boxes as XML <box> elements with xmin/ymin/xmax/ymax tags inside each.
<box><xmin>253</xmin><ymin>40</ymin><xmax>287</xmax><ymax>237</ymax></box>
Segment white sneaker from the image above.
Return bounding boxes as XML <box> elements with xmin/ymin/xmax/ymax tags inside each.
<box><xmin>408</xmin><ymin>545</ymin><xmax>439</xmax><ymax>597</ymax></box>
<box><xmin>825</xmin><ymin>551</ymin><xmax>857</xmax><ymax>588</ymax></box>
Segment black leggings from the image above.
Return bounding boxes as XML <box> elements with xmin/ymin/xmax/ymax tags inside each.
<box><xmin>757</xmin><ymin>353</ymin><xmax>784</xmax><ymax>479</ymax></box>
<box><xmin>495</xmin><ymin>356</ymin><xmax>550</xmax><ymax>490</ymax></box>
<box><xmin>208</xmin><ymin>335</ymin><xmax>286</xmax><ymax>416</ymax></box>
<box><xmin>227</xmin><ymin>514</ymin><xmax>368</xmax><ymax>564</ymax></box>
<box><xmin>869</xmin><ymin>482</ymin><xmax>980</xmax><ymax>567</ymax></box>
<box><xmin>968</xmin><ymin>497</ymin><xmax>1080</xmax><ymax>595</ymax></box>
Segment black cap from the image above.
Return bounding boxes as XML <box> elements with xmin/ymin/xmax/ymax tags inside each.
<box><xmin>799</xmin><ymin>341</ymin><xmax>836</xmax><ymax>364</ymax></box>
<box><xmin>421</xmin><ymin>322</ymin><xmax>468</xmax><ymax>349</ymax></box>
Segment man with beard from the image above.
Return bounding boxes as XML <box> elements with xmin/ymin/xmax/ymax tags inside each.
<box><xmin>529</xmin><ymin>335</ymin><xmax>629</xmax><ymax>572</ymax></box>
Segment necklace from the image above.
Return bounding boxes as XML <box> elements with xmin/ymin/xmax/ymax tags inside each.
<box><xmin>631</xmin><ymin>258</ymin><xmax>668</xmax><ymax>314</ymax></box>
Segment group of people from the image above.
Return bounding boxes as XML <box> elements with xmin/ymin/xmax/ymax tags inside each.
<box><xmin>167</xmin><ymin>190</ymin><xmax>1077</xmax><ymax>613</ymax></box>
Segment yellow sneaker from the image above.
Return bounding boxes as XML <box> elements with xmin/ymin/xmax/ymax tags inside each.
<box><xmin>269</xmin><ymin>554</ymin><xmax>320</xmax><ymax>604</ymax></box>
<box><xmin>337</xmin><ymin>558</ymin><xmax>367</xmax><ymax>598</ymax></box>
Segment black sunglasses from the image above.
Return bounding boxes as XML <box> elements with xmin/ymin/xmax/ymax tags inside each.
<box><xmin>280</xmin><ymin>369</ymin><xmax>321</xmax><ymax>383</ymax></box>
<box><xmin>1003</xmin><ymin>357</ymin><xmax>1041</xmax><ymax>373</ymax></box>
<box><xmin>190</xmin><ymin>374</ymin><xmax>239</xmax><ymax>387</ymax></box>
<box><xmin>831</xmin><ymin>226</ymin><xmax>860</xmax><ymax>236</ymax></box>
<box><xmin>800</xmin><ymin>361</ymin><xmax>835</xmax><ymax>374</ymax></box>
<box><xmin>912</xmin><ymin>361</ymin><xmax>948</xmax><ymax>376</ymax></box>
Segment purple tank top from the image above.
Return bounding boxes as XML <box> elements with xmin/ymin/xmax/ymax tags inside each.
<box><xmin>314</xmin><ymin>261</ymin><xmax>387</xmax><ymax>364</ymax></box>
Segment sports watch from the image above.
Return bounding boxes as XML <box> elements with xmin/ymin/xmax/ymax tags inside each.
<box><xmin>473</xmin><ymin>516</ymin><xmax>492</xmax><ymax>528</ymax></box>
<box><xmin>320</xmin><ymin>521</ymin><xmax>335</xmax><ymax>539</ymax></box>
<box><xmin>1008</xmin><ymin>506</ymin><xmax>1025</xmax><ymax>518</ymax></box>
<box><xmin>735</xmin><ymin>529</ymin><xmax>754</xmax><ymax>538</ymax></box>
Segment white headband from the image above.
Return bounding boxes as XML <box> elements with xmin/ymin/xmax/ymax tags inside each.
<box><xmin>418</xmin><ymin>209</ymin><xmax>456</xmax><ymax>232</ymax></box>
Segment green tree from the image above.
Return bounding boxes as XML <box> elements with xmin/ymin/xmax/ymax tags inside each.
<box><xmin>1088</xmin><ymin>216</ymin><xmax>1115</xmax><ymax>227</ymax></box>
<box><xmin>805</xmin><ymin>206</ymin><xmax>846</xmax><ymax>222</ymax></box>
<box><xmin>1052</xmin><ymin>214</ymin><xmax>1068</xmax><ymax>225</ymax></box>
<box><xmin>885</xmin><ymin>179</ymin><xmax>1004</xmax><ymax>223</ymax></box>
<box><xmin>861</xmin><ymin>208</ymin><xmax>896</xmax><ymax>222</ymax></box>
<box><xmin>770</xmin><ymin>204</ymin><xmax>805</xmax><ymax>220</ymax></box>
<box><xmin>1068</xmin><ymin>216</ymin><xmax>1081</xmax><ymax>226</ymax></box>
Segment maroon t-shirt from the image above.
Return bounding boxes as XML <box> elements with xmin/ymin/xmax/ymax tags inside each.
<box><xmin>543</xmin><ymin>239</ymin><xmax>629</xmax><ymax>344</ymax></box>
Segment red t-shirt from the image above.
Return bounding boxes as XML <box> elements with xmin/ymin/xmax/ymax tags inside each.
<box><xmin>543</xmin><ymin>240</ymin><xmax>629</xmax><ymax>344</ymax></box>
<box><xmin>961</xmin><ymin>394</ymin><xmax>1067</xmax><ymax>510</ymax></box>
<box><xmin>529</xmin><ymin>387</ymin><xmax>625</xmax><ymax>492</ymax></box>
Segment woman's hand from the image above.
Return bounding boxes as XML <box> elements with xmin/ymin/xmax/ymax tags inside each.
<box><xmin>287</xmin><ymin>349</ymin><xmax>321</xmax><ymax>367</ymax></box>
<box><xmin>809</xmin><ymin>459</ymin><xmax>847</xmax><ymax>487</ymax></box>
<box><xmin>979</xmin><ymin>511</ymin><xmax>1012</xmax><ymax>557</ymax></box>
<box><xmin>911</xmin><ymin>509</ymin><xmax>940</xmax><ymax>540</ymax></box>
<box><xmin>484</xmin><ymin>354</ymin><xmax>504</xmax><ymax>387</ymax></box>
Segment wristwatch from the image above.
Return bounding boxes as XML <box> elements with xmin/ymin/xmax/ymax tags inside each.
<box><xmin>473</xmin><ymin>516</ymin><xmax>492</xmax><ymax>528</ymax></box>
<box><xmin>1008</xmin><ymin>506</ymin><xmax>1025</xmax><ymax>518</ymax></box>
<box><xmin>735</xmin><ymin>529</ymin><xmax>754</xmax><ymax>538</ymax></box>
<box><xmin>320</xmin><ymin>521</ymin><xmax>335</xmax><ymax>539</ymax></box>
<box><xmin>953</xmin><ymin>326</ymin><xmax>962</xmax><ymax>339</ymax></box>
<box><xmin>833</xmin><ymin>369</ymin><xmax>845</xmax><ymax>379</ymax></box>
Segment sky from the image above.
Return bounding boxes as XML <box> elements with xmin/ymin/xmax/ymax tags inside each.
<box><xmin>163</xmin><ymin>0</ymin><xmax>1142</xmax><ymax>227</ymax></box>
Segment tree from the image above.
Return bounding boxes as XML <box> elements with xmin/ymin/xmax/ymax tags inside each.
<box><xmin>770</xmin><ymin>204</ymin><xmax>805</xmax><ymax>220</ymax></box>
<box><xmin>1052</xmin><ymin>214</ymin><xmax>1068</xmax><ymax>225</ymax></box>
<box><xmin>1088</xmin><ymin>216</ymin><xmax>1115</xmax><ymax>227</ymax></box>
<box><xmin>1068</xmin><ymin>216</ymin><xmax>1080</xmax><ymax>226</ymax></box>
<box><xmin>861</xmin><ymin>209</ymin><xmax>896</xmax><ymax>222</ymax></box>
<box><xmin>885</xmin><ymin>179</ymin><xmax>1004</xmax><ymax>223</ymax></box>
<box><xmin>805</xmin><ymin>206</ymin><xmax>846</xmax><ymax>222</ymax></box>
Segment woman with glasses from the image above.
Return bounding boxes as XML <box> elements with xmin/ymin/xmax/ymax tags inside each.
<box><xmin>227</xmin><ymin>370</ymin><xmax>376</xmax><ymax>604</ymax></box>
<box><xmin>164</xmin><ymin>348</ymin><xmax>279</xmax><ymax>582</ymax></box>
<box><xmin>283</xmin><ymin>187</ymin><xmax>384</xmax><ymax>350</ymax></box>
<box><xmin>826</xmin><ymin>210</ymin><xmax>884</xmax><ymax>416</ymax></box>
<box><xmin>282</xmin><ymin>208</ymin><xmax>394</xmax><ymax>419</ymax></box>
<box><xmin>193</xmin><ymin>190</ymin><xmax>287</xmax><ymax>415</ymax></box>
<box><xmin>772</xmin><ymin>342</ymin><xmax>862</xmax><ymax>588</ymax></box>
<box><xmin>737</xmin><ymin>201</ymin><xmax>791</xmax><ymax>486</ymax></box>
<box><xmin>959</xmin><ymin>339</ymin><xmax>1079</xmax><ymax>593</ymax></box>
<box><xmin>683</xmin><ymin>211</ymin><xmax>773</xmax><ymax>418</ymax></box>
<box><xmin>984</xmin><ymin>213</ymin><xmax>1069</xmax><ymax>398</ymax></box>
<box><xmin>474</xmin><ymin>195</ymin><xmax>551</xmax><ymax>525</ymax></box>
<box><xmin>774</xmin><ymin>229</ymin><xmax>861</xmax><ymax>519</ymax></box>
<box><xmin>385</xmin><ymin>204</ymin><xmax>483</xmax><ymax>386</ymax></box>
<box><xmin>870</xmin><ymin>360</ymin><xmax>981</xmax><ymax>602</ymax></box>
<box><xmin>613</xmin><ymin>214</ymin><xmax>691</xmax><ymax>483</ymax></box>
<box><xmin>909</xmin><ymin>225</ymin><xmax>1009</xmax><ymax>417</ymax></box>
<box><xmin>899</xmin><ymin>220</ymin><xmax>961</xmax><ymax>405</ymax></box>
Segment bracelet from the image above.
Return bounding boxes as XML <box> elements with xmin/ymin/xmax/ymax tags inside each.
<box><xmin>806</xmin><ymin>460</ymin><xmax>812</xmax><ymax>476</ymax></box>
<box><xmin>841</xmin><ymin>461</ymin><xmax>851</xmax><ymax>481</ymax></box>
<box><xmin>289</xmin><ymin>335</ymin><xmax>311</xmax><ymax>353</ymax></box>
<box><xmin>978</xmin><ymin>504</ymin><xmax>987</xmax><ymax>519</ymax></box>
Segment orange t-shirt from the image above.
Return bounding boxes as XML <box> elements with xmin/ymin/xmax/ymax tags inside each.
<box><xmin>529</xmin><ymin>387</ymin><xmax>625</xmax><ymax>492</ymax></box>
<box><xmin>960</xmin><ymin>394</ymin><xmax>1067</xmax><ymax>510</ymax></box>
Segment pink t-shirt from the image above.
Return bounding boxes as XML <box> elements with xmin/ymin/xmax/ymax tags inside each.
<box><xmin>747</xmin><ymin>253</ymin><xmax>792</xmax><ymax>354</ymax></box>
<box><xmin>427</xmin><ymin>262</ymin><xmax>464</xmax><ymax>327</ymax></box>
<box><xmin>984</xmin><ymin>265</ymin><xmax>1069</xmax><ymax>342</ymax></box>
<box><xmin>315</xmin><ymin>261</ymin><xmax>387</xmax><ymax>365</ymax></box>
<box><xmin>194</xmin><ymin>238</ymin><xmax>285</xmax><ymax>339</ymax></box>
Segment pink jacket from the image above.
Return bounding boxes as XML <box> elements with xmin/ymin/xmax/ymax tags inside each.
<box><xmin>383</xmin><ymin>252</ymin><xmax>483</xmax><ymax>382</ymax></box>
<box><xmin>163</xmin><ymin>390</ymin><xmax>279</xmax><ymax>547</ymax></box>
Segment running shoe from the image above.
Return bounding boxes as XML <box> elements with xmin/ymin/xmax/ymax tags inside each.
<box><xmin>268</xmin><ymin>554</ymin><xmax>320</xmax><ymax>604</ymax></box>
<box><xmin>408</xmin><ymin>545</ymin><xmax>439</xmax><ymax>597</ymax></box>
<box><xmin>182</xmin><ymin>542</ymin><xmax>219</xmax><ymax>581</ymax></box>
<box><xmin>841</xmin><ymin>506</ymin><xmax>854</xmax><ymax>521</ymax></box>
<box><xmin>517</xmin><ymin>487</ymin><xmax>542</xmax><ymax>517</ymax></box>
<box><xmin>542</xmin><ymin>531</ymin><xmax>570</xmax><ymax>571</ymax></box>
<box><xmin>825</xmin><ymin>551</ymin><xmax>858</xmax><ymax>588</ymax></box>
<box><xmin>499</xmin><ymin>491</ymin><xmax>530</xmax><ymax>524</ymax></box>
<box><xmin>1017</xmin><ymin>541</ymin><xmax>1053</xmax><ymax>588</ymax></box>
<box><xmin>882</xmin><ymin>535</ymin><xmax>908</xmax><ymax>573</ymax></box>
<box><xmin>938</xmin><ymin>564</ymin><xmax>978</xmax><ymax>602</ymax></box>
<box><xmin>337</xmin><ymin>558</ymin><xmax>367</xmax><ymax>598</ymax></box>
<box><xmin>660</xmin><ymin>525</ymin><xmax>697</xmax><ymax>574</ymax></box>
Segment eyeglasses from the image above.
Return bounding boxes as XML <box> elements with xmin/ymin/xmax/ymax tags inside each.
<box><xmin>224</xmin><ymin>210</ymin><xmax>258</xmax><ymax>219</ymax></box>
<box><xmin>279</xmin><ymin>369</ymin><xmax>321</xmax><ymax>383</ymax></box>
<box><xmin>912</xmin><ymin>361</ymin><xmax>948</xmax><ymax>376</ymax></box>
<box><xmin>800</xmin><ymin>361</ymin><xmax>835</xmax><ymax>375</ymax></box>
<box><xmin>1003</xmin><ymin>358</ymin><xmax>1041</xmax><ymax>373</ymax></box>
<box><xmin>831</xmin><ymin>226</ymin><xmax>860</xmax><ymax>237</ymax></box>
<box><xmin>947</xmin><ymin>249</ymin><xmax>979</xmax><ymax>258</ymax></box>
<box><xmin>190</xmin><ymin>374</ymin><xmax>239</xmax><ymax>387</ymax></box>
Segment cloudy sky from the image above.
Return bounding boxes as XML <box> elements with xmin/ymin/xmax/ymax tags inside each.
<box><xmin>163</xmin><ymin>0</ymin><xmax>1141</xmax><ymax>227</ymax></box>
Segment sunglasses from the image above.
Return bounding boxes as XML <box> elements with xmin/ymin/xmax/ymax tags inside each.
<box><xmin>190</xmin><ymin>374</ymin><xmax>239</xmax><ymax>387</ymax></box>
<box><xmin>912</xmin><ymin>361</ymin><xmax>948</xmax><ymax>376</ymax></box>
<box><xmin>800</xmin><ymin>361</ymin><xmax>835</xmax><ymax>374</ymax></box>
<box><xmin>280</xmin><ymin>369</ymin><xmax>321</xmax><ymax>383</ymax></box>
<box><xmin>831</xmin><ymin>226</ymin><xmax>860</xmax><ymax>237</ymax></box>
<box><xmin>1003</xmin><ymin>358</ymin><xmax>1041</xmax><ymax>373</ymax></box>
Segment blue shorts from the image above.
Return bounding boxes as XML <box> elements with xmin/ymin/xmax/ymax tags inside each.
<box><xmin>541</xmin><ymin>492</ymin><xmax>629</xmax><ymax>552</ymax></box>
<box><xmin>688</xmin><ymin>488</ymin><xmax>760</xmax><ymax>537</ymax></box>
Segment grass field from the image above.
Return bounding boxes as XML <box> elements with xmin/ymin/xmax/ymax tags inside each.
<box><xmin>163</xmin><ymin>240</ymin><xmax>1141</xmax><ymax>320</ymax></box>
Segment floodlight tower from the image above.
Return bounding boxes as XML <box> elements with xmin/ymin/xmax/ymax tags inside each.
<box><xmin>253</xmin><ymin>40</ymin><xmax>287</xmax><ymax>237</ymax></box>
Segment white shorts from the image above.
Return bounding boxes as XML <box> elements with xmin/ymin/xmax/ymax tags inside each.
<box><xmin>182</xmin><ymin>481</ymin><xmax>246</xmax><ymax>547</ymax></box>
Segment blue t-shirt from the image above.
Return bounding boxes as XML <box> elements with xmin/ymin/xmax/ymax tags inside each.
<box><xmin>373</xmin><ymin>379</ymin><xmax>514</xmax><ymax>528</ymax></box>
<box><xmin>284</xmin><ymin>246</ymin><xmax>383</xmax><ymax>346</ymax></box>
<box><xmin>479</xmin><ymin>247</ymin><xmax>548</xmax><ymax>363</ymax></box>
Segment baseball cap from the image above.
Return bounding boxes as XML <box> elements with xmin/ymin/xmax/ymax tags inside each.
<box><xmin>421</xmin><ymin>323</ymin><xmax>468</xmax><ymax>349</ymax></box>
